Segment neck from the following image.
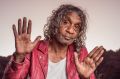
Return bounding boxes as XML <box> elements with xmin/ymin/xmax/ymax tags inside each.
<box><xmin>48</xmin><ymin>39</ymin><xmax>69</xmax><ymax>63</ymax></box>
<box><xmin>49</xmin><ymin>39</ymin><xmax>68</xmax><ymax>54</ymax></box>
<box><xmin>48</xmin><ymin>40</ymin><xmax>68</xmax><ymax>63</ymax></box>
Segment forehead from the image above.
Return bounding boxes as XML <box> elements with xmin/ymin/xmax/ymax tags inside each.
<box><xmin>64</xmin><ymin>11</ymin><xmax>81</xmax><ymax>23</ymax></box>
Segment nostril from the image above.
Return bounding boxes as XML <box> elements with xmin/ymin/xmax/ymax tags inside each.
<box><xmin>66</xmin><ymin>27</ymin><xmax>74</xmax><ymax>34</ymax></box>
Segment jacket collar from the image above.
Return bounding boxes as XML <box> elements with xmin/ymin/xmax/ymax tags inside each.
<box><xmin>37</xmin><ymin>40</ymin><xmax>75</xmax><ymax>56</ymax></box>
<box><xmin>37</xmin><ymin>40</ymin><xmax>49</xmax><ymax>54</ymax></box>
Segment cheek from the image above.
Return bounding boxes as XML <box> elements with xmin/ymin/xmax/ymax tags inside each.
<box><xmin>59</xmin><ymin>25</ymin><xmax>79</xmax><ymax>38</ymax></box>
<box><xmin>73</xmin><ymin>33</ymin><xmax>79</xmax><ymax>39</ymax></box>
<box><xmin>59</xmin><ymin>26</ymin><xmax>66</xmax><ymax>34</ymax></box>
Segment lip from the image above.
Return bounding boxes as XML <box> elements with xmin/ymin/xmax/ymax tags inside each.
<box><xmin>64</xmin><ymin>36</ymin><xmax>72</xmax><ymax>40</ymax></box>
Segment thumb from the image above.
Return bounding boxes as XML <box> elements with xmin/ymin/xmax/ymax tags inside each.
<box><xmin>32</xmin><ymin>36</ymin><xmax>41</xmax><ymax>47</ymax></box>
<box><xmin>74</xmin><ymin>52</ymin><xmax>80</xmax><ymax>66</ymax></box>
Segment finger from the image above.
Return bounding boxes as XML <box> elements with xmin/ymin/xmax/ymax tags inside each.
<box><xmin>74</xmin><ymin>52</ymin><xmax>80</xmax><ymax>66</ymax></box>
<box><xmin>27</xmin><ymin>20</ymin><xmax>32</xmax><ymax>34</ymax></box>
<box><xmin>88</xmin><ymin>46</ymin><xmax>99</xmax><ymax>57</ymax></box>
<box><xmin>86</xmin><ymin>57</ymin><xmax>95</xmax><ymax>69</ymax></box>
<box><xmin>12</xmin><ymin>24</ymin><xmax>18</xmax><ymax>38</ymax></box>
<box><xmin>93</xmin><ymin>49</ymin><xmax>104</xmax><ymax>62</ymax></box>
<box><xmin>18</xmin><ymin>18</ymin><xmax>22</xmax><ymax>35</ymax></box>
<box><xmin>32</xmin><ymin>36</ymin><xmax>41</xmax><ymax>47</ymax></box>
<box><xmin>22</xmin><ymin>17</ymin><xmax>27</xmax><ymax>33</ymax></box>
<box><xmin>91</xmin><ymin>46</ymin><xmax>103</xmax><ymax>60</ymax></box>
<box><xmin>95</xmin><ymin>57</ymin><xmax>104</xmax><ymax>67</ymax></box>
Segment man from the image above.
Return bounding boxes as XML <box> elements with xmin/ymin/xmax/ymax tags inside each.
<box><xmin>3</xmin><ymin>4</ymin><xmax>104</xmax><ymax>79</ymax></box>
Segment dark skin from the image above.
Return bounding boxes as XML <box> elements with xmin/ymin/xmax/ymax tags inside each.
<box><xmin>48</xmin><ymin>12</ymin><xmax>82</xmax><ymax>63</ymax></box>
<box><xmin>12</xmin><ymin>12</ymin><xmax>104</xmax><ymax>79</ymax></box>
<box><xmin>12</xmin><ymin>17</ymin><xmax>41</xmax><ymax>62</ymax></box>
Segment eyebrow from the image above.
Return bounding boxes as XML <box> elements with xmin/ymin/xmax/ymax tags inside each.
<box><xmin>63</xmin><ymin>16</ymin><xmax>72</xmax><ymax>24</ymax></box>
<box><xmin>64</xmin><ymin>15</ymin><xmax>81</xmax><ymax>25</ymax></box>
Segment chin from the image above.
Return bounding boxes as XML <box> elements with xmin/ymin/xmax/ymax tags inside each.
<box><xmin>55</xmin><ymin>35</ymin><xmax>74</xmax><ymax>46</ymax></box>
<box><xmin>59</xmin><ymin>40</ymin><xmax>74</xmax><ymax>46</ymax></box>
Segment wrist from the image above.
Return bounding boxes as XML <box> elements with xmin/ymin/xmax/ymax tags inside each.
<box><xmin>79</xmin><ymin>74</ymin><xmax>90</xmax><ymax>79</ymax></box>
<box><xmin>13</xmin><ymin>52</ymin><xmax>26</xmax><ymax>63</ymax></box>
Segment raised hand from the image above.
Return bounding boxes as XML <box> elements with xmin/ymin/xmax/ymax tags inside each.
<box><xmin>74</xmin><ymin>46</ymin><xmax>104</xmax><ymax>78</ymax></box>
<box><xmin>12</xmin><ymin>17</ymin><xmax>41</xmax><ymax>62</ymax></box>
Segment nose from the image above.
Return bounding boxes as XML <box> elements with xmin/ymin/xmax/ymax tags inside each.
<box><xmin>66</xmin><ymin>25</ymin><xmax>74</xmax><ymax>34</ymax></box>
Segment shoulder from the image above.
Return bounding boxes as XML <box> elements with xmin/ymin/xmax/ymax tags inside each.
<box><xmin>35</xmin><ymin>40</ymin><xmax>48</xmax><ymax>48</ymax></box>
<box><xmin>79</xmin><ymin>46</ymin><xmax>88</xmax><ymax>61</ymax></box>
<box><xmin>80</xmin><ymin>46</ymin><xmax>88</xmax><ymax>55</ymax></box>
<box><xmin>32</xmin><ymin>39</ymin><xmax>49</xmax><ymax>52</ymax></box>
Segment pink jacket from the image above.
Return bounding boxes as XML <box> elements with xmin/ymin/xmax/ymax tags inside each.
<box><xmin>4</xmin><ymin>40</ymin><xmax>95</xmax><ymax>79</ymax></box>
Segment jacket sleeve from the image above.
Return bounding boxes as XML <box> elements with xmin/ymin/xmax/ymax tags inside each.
<box><xmin>2</xmin><ymin>53</ymin><xmax>30</xmax><ymax>79</ymax></box>
<box><xmin>79</xmin><ymin>47</ymin><xmax>96</xmax><ymax>79</ymax></box>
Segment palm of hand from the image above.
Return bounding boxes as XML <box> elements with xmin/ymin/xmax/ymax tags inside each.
<box><xmin>75</xmin><ymin>56</ymin><xmax>96</xmax><ymax>78</ymax></box>
<box><xmin>74</xmin><ymin>46</ymin><xmax>104</xmax><ymax>78</ymax></box>
<box><xmin>13</xmin><ymin>17</ymin><xmax>41</xmax><ymax>54</ymax></box>
<box><xmin>15</xmin><ymin>34</ymin><xmax>33</xmax><ymax>54</ymax></box>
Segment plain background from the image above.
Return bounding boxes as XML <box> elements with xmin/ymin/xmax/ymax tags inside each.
<box><xmin>0</xmin><ymin>0</ymin><xmax>120</xmax><ymax>56</ymax></box>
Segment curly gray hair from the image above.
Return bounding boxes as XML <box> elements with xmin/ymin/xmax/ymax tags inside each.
<box><xmin>44</xmin><ymin>4</ymin><xmax>87</xmax><ymax>52</ymax></box>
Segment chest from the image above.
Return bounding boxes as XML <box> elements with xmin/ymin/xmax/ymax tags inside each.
<box><xmin>46</xmin><ymin>58</ymin><xmax>67</xmax><ymax>79</ymax></box>
<box><xmin>30</xmin><ymin>48</ymin><xmax>80</xmax><ymax>79</ymax></box>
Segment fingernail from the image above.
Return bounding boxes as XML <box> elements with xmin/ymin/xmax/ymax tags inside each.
<box><xmin>100</xmin><ymin>46</ymin><xmax>103</xmax><ymax>48</ymax></box>
<box><xmin>23</xmin><ymin>17</ymin><xmax>27</xmax><ymax>20</ymax></box>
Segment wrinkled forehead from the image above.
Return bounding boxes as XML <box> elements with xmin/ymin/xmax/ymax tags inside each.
<box><xmin>62</xmin><ymin>11</ymin><xmax>81</xmax><ymax>23</ymax></box>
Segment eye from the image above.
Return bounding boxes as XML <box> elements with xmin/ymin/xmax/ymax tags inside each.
<box><xmin>62</xmin><ymin>19</ymin><xmax>69</xmax><ymax>25</ymax></box>
<box><xmin>74</xmin><ymin>24</ymin><xmax>80</xmax><ymax>31</ymax></box>
<box><xmin>75</xmin><ymin>24</ymin><xmax>79</xmax><ymax>28</ymax></box>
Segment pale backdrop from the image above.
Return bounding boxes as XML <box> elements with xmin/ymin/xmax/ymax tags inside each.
<box><xmin>0</xmin><ymin>0</ymin><xmax>120</xmax><ymax>56</ymax></box>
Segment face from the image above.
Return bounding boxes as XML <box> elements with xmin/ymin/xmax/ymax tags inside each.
<box><xmin>55</xmin><ymin>11</ymin><xmax>81</xmax><ymax>46</ymax></box>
